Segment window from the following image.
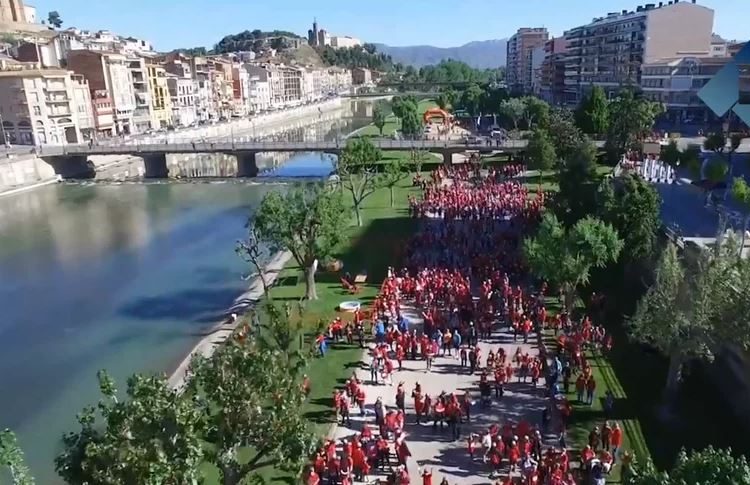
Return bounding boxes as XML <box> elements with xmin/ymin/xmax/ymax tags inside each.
<box><xmin>33</xmin><ymin>106</ymin><xmax>41</xmax><ymax>116</ymax></box>
<box><xmin>31</xmin><ymin>92</ymin><xmax>39</xmax><ymax>102</ymax></box>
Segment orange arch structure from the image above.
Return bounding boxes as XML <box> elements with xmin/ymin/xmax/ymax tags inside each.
<box><xmin>423</xmin><ymin>108</ymin><xmax>453</xmax><ymax>125</ymax></box>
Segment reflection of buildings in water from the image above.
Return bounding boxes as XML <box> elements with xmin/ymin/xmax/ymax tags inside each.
<box><xmin>45</xmin><ymin>187</ymin><xmax>153</xmax><ymax>267</ymax></box>
<box><xmin>169</xmin><ymin>153</ymin><xmax>239</xmax><ymax>178</ymax></box>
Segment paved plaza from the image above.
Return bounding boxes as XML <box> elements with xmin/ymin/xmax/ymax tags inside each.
<box><xmin>331</xmin><ymin>304</ymin><xmax>554</xmax><ymax>484</ymax></box>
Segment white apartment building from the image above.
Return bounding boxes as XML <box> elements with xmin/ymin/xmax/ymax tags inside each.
<box><xmin>563</xmin><ymin>0</ymin><xmax>714</xmax><ymax>104</ymax></box>
<box><xmin>71</xmin><ymin>74</ymin><xmax>95</xmax><ymax>139</ymax></box>
<box><xmin>0</xmin><ymin>66</ymin><xmax>82</xmax><ymax>145</ymax></box>
<box><xmin>245</xmin><ymin>64</ymin><xmax>272</xmax><ymax>113</ymax></box>
<box><xmin>166</xmin><ymin>74</ymin><xmax>197</xmax><ymax>127</ymax></box>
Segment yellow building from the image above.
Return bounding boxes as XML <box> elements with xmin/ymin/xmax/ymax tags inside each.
<box><xmin>146</xmin><ymin>60</ymin><xmax>172</xmax><ymax>129</ymax></box>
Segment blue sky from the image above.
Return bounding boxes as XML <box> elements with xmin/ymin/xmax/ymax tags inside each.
<box><xmin>30</xmin><ymin>0</ymin><xmax>748</xmax><ymax>51</ymax></box>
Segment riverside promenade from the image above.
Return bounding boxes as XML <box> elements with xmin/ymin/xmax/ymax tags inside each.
<box><xmin>330</xmin><ymin>303</ymin><xmax>553</xmax><ymax>484</ymax></box>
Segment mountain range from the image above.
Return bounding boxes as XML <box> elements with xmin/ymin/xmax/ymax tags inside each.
<box><xmin>375</xmin><ymin>39</ymin><xmax>507</xmax><ymax>69</ymax></box>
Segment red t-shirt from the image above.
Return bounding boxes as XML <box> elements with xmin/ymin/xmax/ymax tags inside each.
<box><xmin>422</xmin><ymin>471</ymin><xmax>432</xmax><ymax>485</ymax></box>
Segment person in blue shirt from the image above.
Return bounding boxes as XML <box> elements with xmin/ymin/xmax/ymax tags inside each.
<box><xmin>375</xmin><ymin>320</ymin><xmax>385</xmax><ymax>344</ymax></box>
<box><xmin>452</xmin><ymin>329</ymin><xmax>462</xmax><ymax>354</ymax></box>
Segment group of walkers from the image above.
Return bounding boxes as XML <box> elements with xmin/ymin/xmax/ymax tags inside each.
<box><xmin>304</xmin><ymin>163</ymin><xmax>626</xmax><ymax>484</ymax></box>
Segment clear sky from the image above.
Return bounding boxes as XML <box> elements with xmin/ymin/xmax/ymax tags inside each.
<box><xmin>29</xmin><ymin>0</ymin><xmax>748</xmax><ymax>51</ymax></box>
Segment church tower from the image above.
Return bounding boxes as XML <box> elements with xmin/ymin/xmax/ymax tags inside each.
<box><xmin>0</xmin><ymin>0</ymin><xmax>28</xmax><ymax>24</ymax></box>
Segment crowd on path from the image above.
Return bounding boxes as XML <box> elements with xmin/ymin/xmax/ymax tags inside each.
<box><xmin>304</xmin><ymin>165</ymin><xmax>627</xmax><ymax>485</ymax></box>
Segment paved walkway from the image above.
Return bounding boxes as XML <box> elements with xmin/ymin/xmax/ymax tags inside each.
<box><xmin>331</xmin><ymin>303</ymin><xmax>552</xmax><ymax>484</ymax></box>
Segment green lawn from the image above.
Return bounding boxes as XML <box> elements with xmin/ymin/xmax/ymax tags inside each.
<box><xmin>545</xmin><ymin>330</ymin><xmax>649</xmax><ymax>482</ymax></box>
<box><xmin>200</xmin><ymin>178</ymin><xmax>423</xmax><ymax>483</ymax></box>
<box><xmin>353</xmin><ymin>99</ymin><xmax>438</xmax><ymax>138</ymax></box>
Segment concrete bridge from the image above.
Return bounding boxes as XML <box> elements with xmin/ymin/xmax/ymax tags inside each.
<box><xmin>38</xmin><ymin>139</ymin><xmax>532</xmax><ymax>179</ymax></box>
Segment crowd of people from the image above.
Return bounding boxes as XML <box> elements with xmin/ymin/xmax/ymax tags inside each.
<box><xmin>304</xmin><ymin>163</ymin><xmax>624</xmax><ymax>485</ymax></box>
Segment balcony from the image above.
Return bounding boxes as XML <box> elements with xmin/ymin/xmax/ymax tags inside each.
<box><xmin>48</xmin><ymin>109</ymin><xmax>72</xmax><ymax>117</ymax></box>
<box><xmin>46</xmin><ymin>96</ymin><xmax>70</xmax><ymax>103</ymax></box>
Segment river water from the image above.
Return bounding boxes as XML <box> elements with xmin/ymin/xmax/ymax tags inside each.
<box><xmin>0</xmin><ymin>98</ymin><xmax>382</xmax><ymax>482</ymax></box>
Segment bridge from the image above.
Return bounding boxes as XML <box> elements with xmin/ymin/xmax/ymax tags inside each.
<box><xmin>38</xmin><ymin>139</ymin><xmax>532</xmax><ymax>179</ymax></box>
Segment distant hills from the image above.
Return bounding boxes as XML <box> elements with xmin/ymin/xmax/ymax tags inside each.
<box><xmin>375</xmin><ymin>39</ymin><xmax>507</xmax><ymax>69</ymax></box>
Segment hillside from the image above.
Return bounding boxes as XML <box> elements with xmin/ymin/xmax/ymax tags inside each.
<box><xmin>375</xmin><ymin>39</ymin><xmax>507</xmax><ymax>69</ymax></box>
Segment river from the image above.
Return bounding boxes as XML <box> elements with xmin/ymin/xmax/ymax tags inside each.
<box><xmin>0</xmin><ymin>97</ymin><xmax>383</xmax><ymax>482</ymax></box>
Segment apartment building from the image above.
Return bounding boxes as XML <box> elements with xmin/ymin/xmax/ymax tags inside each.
<box><xmin>232</xmin><ymin>64</ymin><xmax>249</xmax><ymax>117</ymax></box>
<box><xmin>641</xmin><ymin>55</ymin><xmax>731</xmax><ymax>124</ymax></box>
<box><xmin>563</xmin><ymin>0</ymin><xmax>714</xmax><ymax>105</ymax></box>
<box><xmin>146</xmin><ymin>59</ymin><xmax>172</xmax><ymax>128</ymax></box>
<box><xmin>67</xmin><ymin>50</ymin><xmax>136</xmax><ymax>135</ymax></box>
<box><xmin>530</xmin><ymin>46</ymin><xmax>546</xmax><ymax>95</ymax></box>
<box><xmin>506</xmin><ymin>28</ymin><xmax>549</xmax><ymax>93</ymax></box>
<box><xmin>539</xmin><ymin>37</ymin><xmax>569</xmax><ymax>104</ymax></box>
<box><xmin>126</xmin><ymin>55</ymin><xmax>152</xmax><ymax>133</ymax></box>
<box><xmin>352</xmin><ymin>67</ymin><xmax>372</xmax><ymax>86</ymax></box>
<box><xmin>166</xmin><ymin>74</ymin><xmax>197</xmax><ymax>127</ymax></box>
<box><xmin>245</xmin><ymin>64</ymin><xmax>273</xmax><ymax>113</ymax></box>
<box><xmin>0</xmin><ymin>66</ymin><xmax>82</xmax><ymax>145</ymax></box>
<box><xmin>71</xmin><ymin>74</ymin><xmax>95</xmax><ymax>139</ymax></box>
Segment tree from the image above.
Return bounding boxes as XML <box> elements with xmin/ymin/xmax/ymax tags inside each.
<box><xmin>704</xmin><ymin>132</ymin><xmax>742</xmax><ymax>161</ymax></box>
<box><xmin>372</xmin><ymin>104</ymin><xmax>387</xmax><ymax>136</ymax></box>
<box><xmin>459</xmin><ymin>83</ymin><xmax>484</xmax><ymax>117</ymax></box>
<box><xmin>55</xmin><ymin>371</ymin><xmax>205</xmax><ymax>485</ymax></box>
<box><xmin>629</xmin><ymin>238</ymin><xmax>750</xmax><ymax>401</ymax></box>
<box><xmin>524</xmin><ymin>213</ymin><xmax>623</xmax><ymax>310</ymax></box>
<box><xmin>704</xmin><ymin>132</ymin><xmax>743</xmax><ymax>177</ymax></box>
<box><xmin>382</xmin><ymin>156</ymin><xmax>408</xmax><ymax>207</ymax></box>
<box><xmin>598</xmin><ymin>174</ymin><xmax>662</xmax><ymax>266</ymax></box>
<box><xmin>254</xmin><ymin>184</ymin><xmax>348</xmax><ymax>300</ymax></box>
<box><xmin>625</xmin><ymin>446</ymin><xmax>750</xmax><ymax>485</ymax></box>
<box><xmin>409</xmin><ymin>149</ymin><xmax>430</xmax><ymax>175</ymax></box>
<box><xmin>661</xmin><ymin>139</ymin><xmax>681</xmax><ymax>168</ymax></box>
<box><xmin>1</xmin><ymin>429</ymin><xmax>34</xmax><ymax>485</ymax></box>
<box><xmin>526</xmin><ymin>129</ymin><xmax>556</xmax><ymax>184</ymax></box>
<box><xmin>547</xmin><ymin>107</ymin><xmax>583</xmax><ymax>164</ymax></box>
<box><xmin>555</xmin><ymin>138</ymin><xmax>600</xmax><ymax>226</ymax></box>
<box><xmin>236</xmin><ymin>223</ymin><xmax>273</xmax><ymax>298</ymax></box>
<box><xmin>499</xmin><ymin>98</ymin><xmax>526</xmax><ymax>131</ymax></box>
<box><xmin>604</xmin><ymin>89</ymin><xmax>663</xmax><ymax>164</ymax></box>
<box><xmin>47</xmin><ymin>11</ymin><xmax>63</xmax><ymax>28</ymax></box>
<box><xmin>732</xmin><ymin>177</ymin><xmax>750</xmax><ymax>251</ymax></box>
<box><xmin>400</xmin><ymin>108</ymin><xmax>423</xmax><ymax>139</ymax></box>
<box><xmin>189</xmin><ymin>303</ymin><xmax>315</xmax><ymax>485</ymax></box>
<box><xmin>338</xmin><ymin>138</ymin><xmax>384</xmax><ymax>226</ymax></box>
<box><xmin>521</xmin><ymin>96</ymin><xmax>550</xmax><ymax>130</ymax></box>
<box><xmin>575</xmin><ymin>86</ymin><xmax>610</xmax><ymax>135</ymax></box>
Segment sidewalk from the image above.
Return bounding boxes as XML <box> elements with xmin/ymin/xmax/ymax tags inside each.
<box><xmin>331</xmin><ymin>303</ymin><xmax>553</xmax><ymax>484</ymax></box>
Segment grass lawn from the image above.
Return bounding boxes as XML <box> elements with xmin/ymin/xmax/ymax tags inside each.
<box><xmin>200</xmin><ymin>178</ymin><xmax>423</xmax><ymax>483</ymax></box>
<box><xmin>544</xmin><ymin>329</ymin><xmax>649</xmax><ymax>483</ymax></box>
<box><xmin>353</xmin><ymin>99</ymin><xmax>438</xmax><ymax>138</ymax></box>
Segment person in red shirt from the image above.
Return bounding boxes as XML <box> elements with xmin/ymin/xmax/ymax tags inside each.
<box><xmin>611</xmin><ymin>423</ymin><xmax>623</xmax><ymax>462</ymax></box>
<box><xmin>305</xmin><ymin>466</ymin><xmax>320</xmax><ymax>485</ymax></box>
<box><xmin>420</xmin><ymin>467</ymin><xmax>433</xmax><ymax>485</ymax></box>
